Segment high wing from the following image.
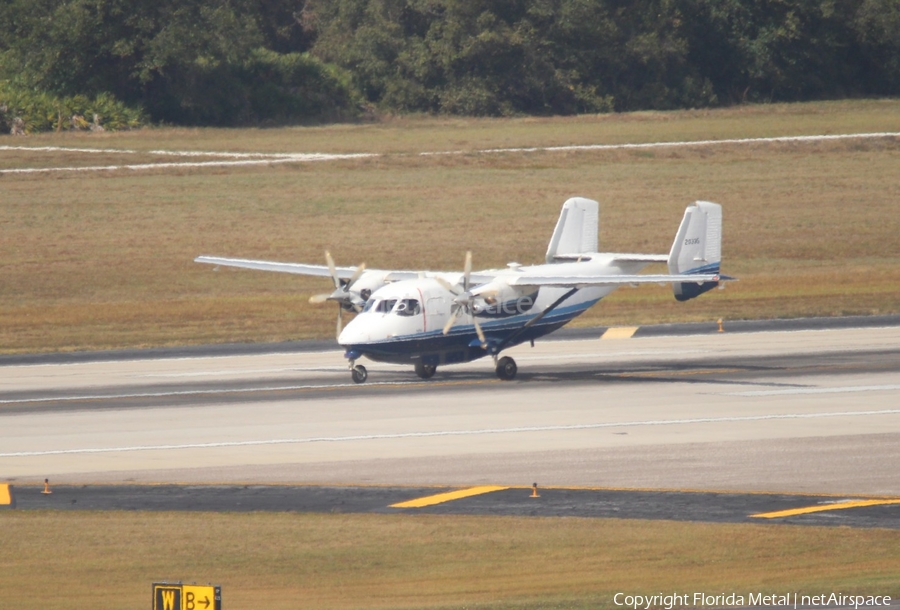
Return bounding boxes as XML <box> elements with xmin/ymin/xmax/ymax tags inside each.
<box><xmin>194</xmin><ymin>256</ymin><xmax>496</xmax><ymax>284</ymax></box>
<box><xmin>195</xmin><ymin>256</ymin><xmax>366</xmax><ymax>279</ymax></box>
<box><xmin>195</xmin><ymin>255</ymin><xmax>498</xmax><ymax>284</ymax></box>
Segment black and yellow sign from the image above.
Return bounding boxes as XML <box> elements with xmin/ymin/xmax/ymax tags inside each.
<box><xmin>152</xmin><ymin>583</ymin><xmax>221</xmax><ymax>610</ymax></box>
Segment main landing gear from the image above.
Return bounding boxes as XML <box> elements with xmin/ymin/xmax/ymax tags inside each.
<box><xmin>495</xmin><ymin>356</ymin><xmax>517</xmax><ymax>381</ymax></box>
<box><xmin>414</xmin><ymin>362</ymin><xmax>437</xmax><ymax>379</ymax></box>
<box><xmin>348</xmin><ymin>356</ymin><xmax>516</xmax><ymax>383</ymax></box>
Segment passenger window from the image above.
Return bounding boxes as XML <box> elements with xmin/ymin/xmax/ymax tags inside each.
<box><xmin>376</xmin><ymin>299</ymin><xmax>397</xmax><ymax>313</ymax></box>
<box><xmin>396</xmin><ymin>299</ymin><xmax>421</xmax><ymax>316</ymax></box>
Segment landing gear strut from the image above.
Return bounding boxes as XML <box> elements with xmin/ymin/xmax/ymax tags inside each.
<box><xmin>495</xmin><ymin>356</ymin><xmax>517</xmax><ymax>381</ymax></box>
<box><xmin>414</xmin><ymin>362</ymin><xmax>437</xmax><ymax>379</ymax></box>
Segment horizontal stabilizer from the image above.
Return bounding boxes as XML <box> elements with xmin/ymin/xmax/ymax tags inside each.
<box><xmin>611</xmin><ymin>254</ymin><xmax>669</xmax><ymax>264</ymax></box>
<box><xmin>505</xmin><ymin>272</ymin><xmax>720</xmax><ymax>289</ymax></box>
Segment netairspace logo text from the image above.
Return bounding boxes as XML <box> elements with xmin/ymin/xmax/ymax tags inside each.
<box><xmin>613</xmin><ymin>592</ymin><xmax>892</xmax><ymax>610</ymax></box>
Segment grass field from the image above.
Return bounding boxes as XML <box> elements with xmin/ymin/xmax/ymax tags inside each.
<box><xmin>2</xmin><ymin>99</ymin><xmax>900</xmax><ymax>352</ymax></box>
<box><xmin>3</xmin><ymin>100</ymin><xmax>900</xmax><ymax>608</ymax></box>
<box><xmin>2</xmin><ymin>511</ymin><xmax>899</xmax><ymax>610</ymax></box>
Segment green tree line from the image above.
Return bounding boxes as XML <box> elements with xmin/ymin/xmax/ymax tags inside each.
<box><xmin>1</xmin><ymin>0</ymin><xmax>898</xmax><ymax>129</ymax></box>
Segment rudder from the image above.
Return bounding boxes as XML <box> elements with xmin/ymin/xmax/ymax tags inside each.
<box><xmin>668</xmin><ymin>201</ymin><xmax>722</xmax><ymax>301</ymax></box>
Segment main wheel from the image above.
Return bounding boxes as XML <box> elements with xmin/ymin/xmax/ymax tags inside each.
<box><xmin>414</xmin><ymin>362</ymin><xmax>437</xmax><ymax>379</ymax></box>
<box><xmin>351</xmin><ymin>364</ymin><xmax>368</xmax><ymax>384</ymax></box>
<box><xmin>495</xmin><ymin>356</ymin><xmax>517</xmax><ymax>381</ymax></box>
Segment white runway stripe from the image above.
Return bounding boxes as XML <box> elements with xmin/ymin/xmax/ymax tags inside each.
<box><xmin>726</xmin><ymin>384</ymin><xmax>900</xmax><ymax>397</ymax></box>
<box><xmin>0</xmin><ymin>145</ymin><xmax>298</xmax><ymax>158</ymax></box>
<box><xmin>0</xmin><ymin>380</ymin><xmax>424</xmax><ymax>405</ymax></box>
<box><xmin>2</xmin><ymin>131</ymin><xmax>898</xmax><ymax>174</ymax></box>
<box><xmin>4</xmin><ymin>408</ymin><xmax>899</xmax><ymax>458</ymax></box>
<box><xmin>0</xmin><ymin>153</ymin><xmax>375</xmax><ymax>174</ymax></box>
<box><xmin>459</xmin><ymin>131</ymin><xmax>900</xmax><ymax>154</ymax></box>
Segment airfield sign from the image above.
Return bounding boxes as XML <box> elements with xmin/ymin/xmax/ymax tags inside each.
<box><xmin>152</xmin><ymin>583</ymin><xmax>221</xmax><ymax>610</ymax></box>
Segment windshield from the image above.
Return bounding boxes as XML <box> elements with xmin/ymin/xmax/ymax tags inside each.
<box><xmin>395</xmin><ymin>298</ymin><xmax>421</xmax><ymax>316</ymax></box>
<box><xmin>376</xmin><ymin>299</ymin><xmax>397</xmax><ymax>313</ymax></box>
<box><xmin>362</xmin><ymin>298</ymin><xmax>377</xmax><ymax>313</ymax></box>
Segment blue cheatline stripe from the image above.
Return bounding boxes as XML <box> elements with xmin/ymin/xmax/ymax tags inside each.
<box><xmin>356</xmin><ymin>297</ymin><xmax>601</xmax><ymax>347</ymax></box>
<box><xmin>682</xmin><ymin>262</ymin><xmax>720</xmax><ymax>275</ymax></box>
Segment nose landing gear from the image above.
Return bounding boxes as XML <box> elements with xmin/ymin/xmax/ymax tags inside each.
<box><xmin>350</xmin><ymin>364</ymin><xmax>368</xmax><ymax>384</ymax></box>
<box><xmin>345</xmin><ymin>350</ymin><xmax>368</xmax><ymax>384</ymax></box>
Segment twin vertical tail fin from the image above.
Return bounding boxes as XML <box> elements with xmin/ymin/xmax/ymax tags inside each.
<box><xmin>545</xmin><ymin>197</ymin><xmax>599</xmax><ymax>263</ymax></box>
<box><xmin>668</xmin><ymin>201</ymin><xmax>722</xmax><ymax>301</ymax></box>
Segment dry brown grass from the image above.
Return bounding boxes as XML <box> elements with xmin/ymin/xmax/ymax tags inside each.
<box><xmin>2</xmin><ymin>511</ymin><xmax>899</xmax><ymax>610</ymax></box>
<box><xmin>2</xmin><ymin>100</ymin><xmax>900</xmax><ymax>353</ymax></box>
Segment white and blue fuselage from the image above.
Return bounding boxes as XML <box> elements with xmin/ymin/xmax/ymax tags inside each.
<box><xmin>338</xmin><ymin>258</ymin><xmax>635</xmax><ymax>366</ymax></box>
<box><xmin>196</xmin><ymin>197</ymin><xmax>727</xmax><ymax>382</ymax></box>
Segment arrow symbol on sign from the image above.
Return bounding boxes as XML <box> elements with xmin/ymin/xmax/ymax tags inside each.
<box><xmin>199</xmin><ymin>597</ymin><xmax>210</xmax><ymax>609</ymax></box>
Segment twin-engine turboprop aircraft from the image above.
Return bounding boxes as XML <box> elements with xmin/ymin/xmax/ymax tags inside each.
<box><xmin>196</xmin><ymin>198</ymin><xmax>729</xmax><ymax>383</ymax></box>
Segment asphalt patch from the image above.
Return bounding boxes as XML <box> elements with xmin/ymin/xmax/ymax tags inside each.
<box><xmin>8</xmin><ymin>484</ymin><xmax>900</xmax><ymax>529</ymax></box>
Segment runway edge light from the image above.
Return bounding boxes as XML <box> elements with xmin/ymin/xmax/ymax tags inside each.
<box><xmin>152</xmin><ymin>583</ymin><xmax>221</xmax><ymax>610</ymax></box>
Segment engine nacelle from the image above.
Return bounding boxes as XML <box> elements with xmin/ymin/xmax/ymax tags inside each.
<box><xmin>470</xmin><ymin>282</ymin><xmax>539</xmax><ymax>318</ymax></box>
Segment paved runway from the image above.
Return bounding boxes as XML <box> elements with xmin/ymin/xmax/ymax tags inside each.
<box><xmin>2</xmin><ymin>322</ymin><xmax>900</xmax><ymax>501</ymax></box>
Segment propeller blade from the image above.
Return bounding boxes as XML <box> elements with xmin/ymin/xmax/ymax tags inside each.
<box><xmin>336</xmin><ymin>306</ymin><xmax>343</xmax><ymax>341</ymax></box>
<box><xmin>347</xmin><ymin>262</ymin><xmax>367</xmax><ymax>286</ymax></box>
<box><xmin>472</xmin><ymin>314</ymin><xmax>487</xmax><ymax>349</ymax></box>
<box><xmin>442</xmin><ymin>307</ymin><xmax>461</xmax><ymax>335</ymax></box>
<box><xmin>463</xmin><ymin>251</ymin><xmax>472</xmax><ymax>292</ymax></box>
<box><xmin>309</xmin><ymin>293</ymin><xmax>332</xmax><ymax>304</ymax></box>
<box><xmin>435</xmin><ymin>276</ymin><xmax>460</xmax><ymax>295</ymax></box>
<box><xmin>325</xmin><ymin>250</ymin><xmax>340</xmax><ymax>289</ymax></box>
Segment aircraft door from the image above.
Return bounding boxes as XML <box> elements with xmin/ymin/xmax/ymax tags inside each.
<box><xmin>425</xmin><ymin>296</ymin><xmax>450</xmax><ymax>333</ymax></box>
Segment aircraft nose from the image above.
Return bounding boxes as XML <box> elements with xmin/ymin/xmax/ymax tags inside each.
<box><xmin>338</xmin><ymin>317</ymin><xmax>369</xmax><ymax>346</ymax></box>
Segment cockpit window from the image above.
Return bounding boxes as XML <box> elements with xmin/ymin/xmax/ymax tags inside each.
<box><xmin>395</xmin><ymin>298</ymin><xmax>421</xmax><ymax>316</ymax></box>
<box><xmin>362</xmin><ymin>298</ymin><xmax>377</xmax><ymax>313</ymax></box>
<box><xmin>376</xmin><ymin>299</ymin><xmax>397</xmax><ymax>313</ymax></box>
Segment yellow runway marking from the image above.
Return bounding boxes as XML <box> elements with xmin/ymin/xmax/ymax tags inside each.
<box><xmin>390</xmin><ymin>486</ymin><xmax>508</xmax><ymax>508</ymax></box>
<box><xmin>0</xmin><ymin>484</ymin><xmax>12</xmax><ymax>506</ymax></box>
<box><xmin>601</xmin><ymin>327</ymin><xmax>639</xmax><ymax>339</ymax></box>
<box><xmin>751</xmin><ymin>499</ymin><xmax>900</xmax><ymax>519</ymax></box>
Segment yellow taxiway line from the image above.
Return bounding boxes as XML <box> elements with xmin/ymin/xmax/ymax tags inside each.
<box><xmin>601</xmin><ymin>327</ymin><xmax>639</xmax><ymax>339</ymax></box>
<box><xmin>751</xmin><ymin>499</ymin><xmax>900</xmax><ymax>519</ymax></box>
<box><xmin>390</xmin><ymin>486</ymin><xmax>509</xmax><ymax>508</ymax></box>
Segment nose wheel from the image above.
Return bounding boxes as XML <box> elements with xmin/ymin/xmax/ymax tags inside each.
<box><xmin>351</xmin><ymin>364</ymin><xmax>368</xmax><ymax>384</ymax></box>
<box><xmin>495</xmin><ymin>356</ymin><xmax>517</xmax><ymax>381</ymax></box>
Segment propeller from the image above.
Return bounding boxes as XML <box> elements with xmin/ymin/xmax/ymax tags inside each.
<box><xmin>436</xmin><ymin>251</ymin><xmax>487</xmax><ymax>349</ymax></box>
<box><xmin>307</xmin><ymin>251</ymin><xmax>367</xmax><ymax>340</ymax></box>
